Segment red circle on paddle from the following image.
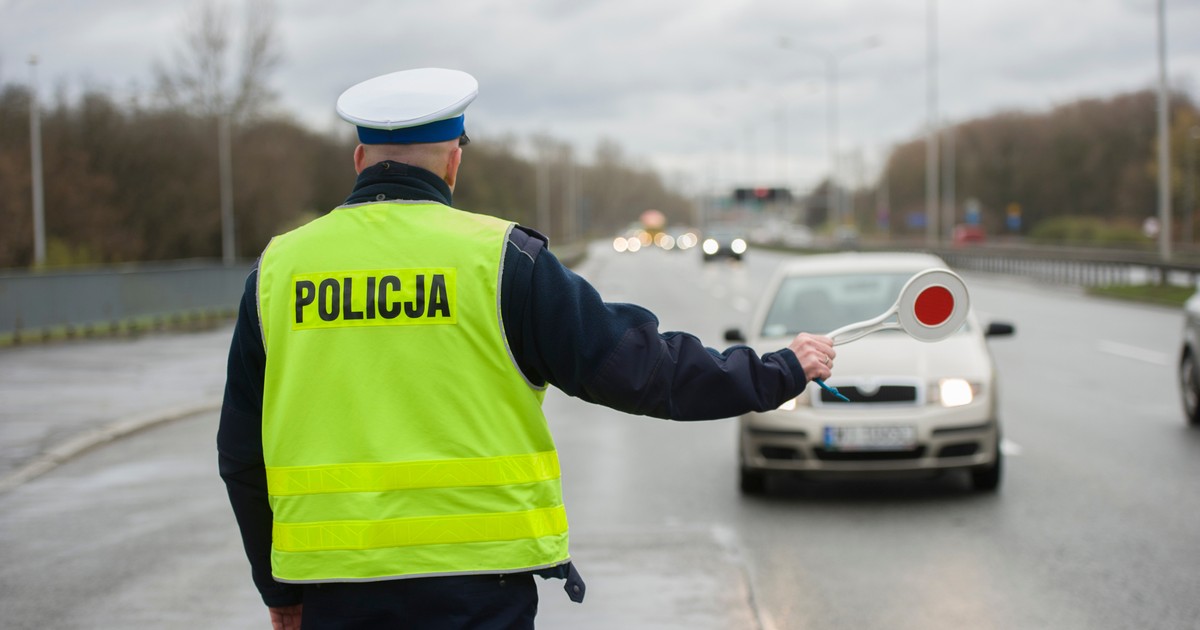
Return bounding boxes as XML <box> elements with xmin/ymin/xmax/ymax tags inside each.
<box><xmin>914</xmin><ymin>285</ymin><xmax>954</xmax><ymax>326</ymax></box>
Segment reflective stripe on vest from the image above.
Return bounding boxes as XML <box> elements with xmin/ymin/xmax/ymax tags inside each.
<box><xmin>266</xmin><ymin>451</ymin><xmax>561</xmax><ymax>496</ymax></box>
<box><xmin>274</xmin><ymin>505</ymin><xmax>568</xmax><ymax>553</ymax></box>
<box><xmin>257</xmin><ymin>201</ymin><xmax>567</xmax><ymax>582</ymax></box>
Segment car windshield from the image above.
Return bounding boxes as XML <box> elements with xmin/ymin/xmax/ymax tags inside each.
<box><xmin>760</xmin><ymin>272</ymin><xmax>915</xmax><ymax>338</ymax></box>
<box><xmin>706</xmin><ymin>225</ymin><xmax>742</xmax><ymax>239</ymax></box>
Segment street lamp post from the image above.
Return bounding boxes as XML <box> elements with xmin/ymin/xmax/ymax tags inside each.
<box><xmin>218</xmin><ymin>113</ymin><xmax>236</xmax><ymax>266</ymax></box>
<box><xmin>28</xmin><ymin>55</ymin><xmax>46</xmax><ymax>268</ymax></box>
<box><xmin>942</xmin><ymin>122</ymin><xmax>956</xmax><ymax>243</ymax></box>
<box><xmin>1155</xmin><ymin>0</ymin><xmax>1171</xmax><ymax>260</ymax></box>
<box><xmin>824</xmin><ymin>53</ymin><xmax>839</xmax><ymax>226</ymax></box>
<box><xmin>780</xmin><ymin>36</ymin><xmax>878</xmax><ymax>229</ymax></box>
<box><xmin>1187</xmin><ymin>126</ymin><xmax>1200</xmax><ymax>246</ymax></box>
<box><xmin>926</xmin><ymin>0</ymin><xmax>940</xmax><ymax>246</ymax></box>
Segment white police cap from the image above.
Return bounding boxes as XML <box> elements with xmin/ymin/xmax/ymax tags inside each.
<box><xmin>336</xmin><ymin>68</ymin><xmax>478</xmax><ymax>145</ymax></box>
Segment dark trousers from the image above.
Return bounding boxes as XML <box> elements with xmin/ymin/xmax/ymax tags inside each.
<box><xmin>301</xmin><ymin>573</ymin><xmax>539</xmax><ymax>629</ymax></box>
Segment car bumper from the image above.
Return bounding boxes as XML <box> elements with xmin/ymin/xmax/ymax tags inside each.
<box><xmin>739</xmin><ymin>406</ymin><xmax>999</xmax><ymax>474</ymax></box>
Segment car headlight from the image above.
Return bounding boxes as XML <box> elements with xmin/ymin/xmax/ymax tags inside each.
<box><xmin>776</xmin><ymin>389</ymin><xmax>813</xmax><ymax>410</ymax></box>
<box><xmin>731</xmin><ymin>238</ymin><xmax>747</xmax><ymax>254</ymax></box>
<box><xmin>626</xmin><ymin>237</ymin><xmax>642</xmax><ymax>252</ymax></box>
<box><xmin>613</xmin><ymin>236</ymin><xmax>629</xmax><ymax>253</ymax></box>
<box><xmin>934</xmin><ymin>378</ymin><xmax>978</xmax><ymax>407</ymax></box>
<box><xmin>702</xmin><ymin>239</ymin><xmax>719</xmax><ymax>255</ymax></box>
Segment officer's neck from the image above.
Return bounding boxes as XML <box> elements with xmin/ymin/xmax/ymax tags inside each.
<box><xmin>344</xmin><ymin>160</ymin><xmax>453</xmax><ymax>206</ymax></box>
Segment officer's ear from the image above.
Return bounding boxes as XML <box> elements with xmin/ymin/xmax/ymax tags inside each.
<box><xmin>353</xmin><ymin>144</ymin><xmax>368</xmax><ymax>174</ymax></box>
<box><xmin>445</xmin><ymin>146</ymin><xmax>463</xmax><ymax>191</ymax></box>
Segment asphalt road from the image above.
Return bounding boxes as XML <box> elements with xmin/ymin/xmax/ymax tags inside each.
<box><xmin>2</xmin><ymin>242</ymin><xmax>1198</xmax><ymax>629</ymax></box>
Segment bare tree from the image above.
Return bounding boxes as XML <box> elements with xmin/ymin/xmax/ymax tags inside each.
<box><xmin>154</xmin><ymin>0</ymin><xmax>281</xmax><ymax>122</ymax></box>
<box><xmin>153</xmin><ymin>0</ymin><xmax>282</xmax><ymax>264</ymax></box>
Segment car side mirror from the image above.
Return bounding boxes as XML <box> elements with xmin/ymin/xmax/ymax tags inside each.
<box><xmin>985</xmin><ymin>322</ymin><xmax>1015</xmax><ymax>338</ymax></box>
<box><xmin>724</xmin><ymin>327</ymin><xmax>747</xmax><ymax>343</ymax></box>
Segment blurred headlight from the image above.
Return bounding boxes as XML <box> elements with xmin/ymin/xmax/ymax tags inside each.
<box><xmin>731</xmin><ymin>238</ymin><xmax>747</xmax><ymax>254</ymax></box>
<box><xmin>776</xmin><ymin>389</ymin><xmax>813</xmax><ymax>410</ymax></box>
<box><xmin>936</xmin><ymin>378</ymin><xmax>975</xmax><ymax>407</ymax></box>
<box><xmin>613</xmin><ymin>237</ymin><xmax>629</xmax><ymax>253</ymax></box>
<box><xmin>626</xmin><ymin>237</ymin><xmax>642</xmax><ymax>252</ymax></box>
<box><xmin>702</xmin><ymin>239</ymin><xmax>719</xmax><ymax>255</ymax></box>
<box><xmin>657</xmin><ymin>234</ymin><xmax>675</xmax><ymax>250</ymax></box>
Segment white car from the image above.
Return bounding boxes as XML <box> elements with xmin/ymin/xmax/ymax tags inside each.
<box><xmin>1178</xmin><ymin>289</ymin><xmax>1200</xmax><ymax>426</ymax></box>
<box><xmin>726</xmin><ymin>252</ymin><xmax>1014</xmax><ymax>494</ymax></box>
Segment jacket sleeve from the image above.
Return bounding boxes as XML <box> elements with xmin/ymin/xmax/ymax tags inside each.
<box><xmin>216</xmin><ymin>268</ymin><xmax>303</xmax><ymax>607</ymax></box>
<box><xmin>502</xmin><ymin>228</ymin><xmax>808</xmax><ymax>420</ymax></box>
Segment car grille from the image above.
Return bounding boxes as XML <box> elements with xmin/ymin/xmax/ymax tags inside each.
<box><xmin>760</xmin><ymin>446</ymin><xmax>805</xmax><ymax>460</ymax></box>
<box><xmin>819</xmin><ymin>384</ymin><xmax>919</xmax><ymax>404</ymax></box>
<box><xmin>936</xmin><ymin>442</ymin><xmax>980</xmax><ymax>458</ymax></box>
<box><xmin>813</xmin><ymin>446</ymin><xmax>926</xmax><ymax>461</ymax></box>
<box><xmin>931</xmin><ymin>423</ymin><xmax>991</xmax><ymax>437</ymax></box>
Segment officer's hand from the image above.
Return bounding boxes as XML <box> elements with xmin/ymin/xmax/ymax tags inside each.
<box><xmin>788</xmin><ymin>333</ymin><xmax>835</xmax><ymax>381</ymax></box>
<box><xmin>269</xmin><ymin>604</ymin><xmax>303</xmax><ymax>630</ymax></box>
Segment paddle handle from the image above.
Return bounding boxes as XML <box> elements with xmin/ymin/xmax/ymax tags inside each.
<box><xmin>826</xmin><ymin>303</ymin><xmax>901</xmax><ymax>346</ymax></box>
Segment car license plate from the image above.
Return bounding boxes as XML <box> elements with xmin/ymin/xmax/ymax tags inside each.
<box><xmin>823</xmin><ymin>425</ymin><xmax>917</xmax><ymax>451</ymax></box>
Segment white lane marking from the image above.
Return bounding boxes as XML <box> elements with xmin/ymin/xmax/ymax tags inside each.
<box><xmin>1096</xmin><ymin>340</ymin><xmax>1171</xmax><ymax>366</ymax></box>
<box><xmin>1000</xmin><ymin>439</ymin><xmax>1022</xmax><ymax>456</ymax></box>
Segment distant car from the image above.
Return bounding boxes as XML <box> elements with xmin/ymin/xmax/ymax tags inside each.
<box><xmin>701</xmin><ymin>228</ymin><xmax>747</xmax><ymax>262</ymax></box>
<box><xmin>953</xmin><ymin>224</ymin><xmax>986</xmax><ymax>246</ymax></box>
<box><xmin>725</xmin><ymin>252</ymin><xmax>1015</xmax><ymax>494</ymax></box>
<box><xmin>612</xmin><ymin>229</ymin><xmax>651</xmax><ymax>253</ymax></box>
<box><xmin>1178</xmin><ymin>290</ymin><xmax>1200</xmax><ymax>426</ymax></box>
<box><xmin>655</xmin><ymin>227</ymin><xmax>698</xmax><ymax>252</ymax></box>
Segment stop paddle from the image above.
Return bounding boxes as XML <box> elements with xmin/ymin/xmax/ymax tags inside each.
<box><xmin>827</xmin><ymin>268</ymin><xmax>970</xmax><ymax>344</ymax></box>
<box><xmin>814</xmin><ymin>268</ymin><xmax>970</xmax><ymax>402</ymax></box>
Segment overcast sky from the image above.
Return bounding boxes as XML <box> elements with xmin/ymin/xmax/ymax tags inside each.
<box><xmin>2</xmin><ymin>0</ymin><xmax>1199</xmax><ymax>194</ymax></box>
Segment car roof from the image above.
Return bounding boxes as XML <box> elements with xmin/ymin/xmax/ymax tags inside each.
<box><xmin>774</xmin><ymin>251</ymin><xmax>948</xmax><ymax>276</ymax></box>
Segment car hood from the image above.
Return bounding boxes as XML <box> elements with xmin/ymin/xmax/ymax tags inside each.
<box><xmin>758</xmin><ymin>330</ymin><xmax>994</xmax><ymax>383</ymax></box>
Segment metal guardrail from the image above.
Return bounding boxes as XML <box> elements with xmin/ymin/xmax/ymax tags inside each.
<box><xmin>929</xmin><ymin>244</ymin><xmax>1200</xmax><ymax>288</ymax></box>
<box><xmin>762</xmin><ymin>239</ymin><xmax>1200</xmax><ymax>289</ymax></box>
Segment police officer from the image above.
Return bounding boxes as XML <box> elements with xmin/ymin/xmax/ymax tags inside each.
<box><xmin>218</xmin><ymin>68</ymin><xmax>836</xmax><ymax>630</ymax></box>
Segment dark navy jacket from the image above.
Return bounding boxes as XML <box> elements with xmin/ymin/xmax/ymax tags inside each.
<box><xmin>217</xmin><ymin>161</ymin><xmax>809</xmax><ymax>608</ymax></box>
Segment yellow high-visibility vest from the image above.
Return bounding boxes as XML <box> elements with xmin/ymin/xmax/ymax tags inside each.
<box><xmin>257</xmin><ymin>200</ymin><xmax>569</xmax><ymax>583</ymax></box>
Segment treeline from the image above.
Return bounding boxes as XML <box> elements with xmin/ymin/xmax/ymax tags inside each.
<box><xmin>0</xmin><ymin>84</ymin><xmax>692</xmax><ymax>269</ymax></box>
<box><xmin>876</xmin><ymin>89</ymin><xmax>1200</xmax><ymax>243</ymax></box>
